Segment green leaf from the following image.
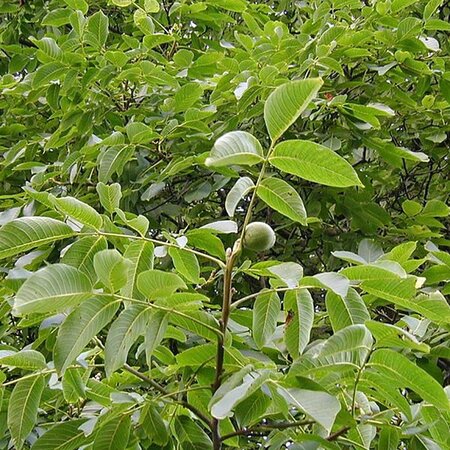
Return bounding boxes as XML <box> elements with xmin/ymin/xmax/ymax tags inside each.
<box><xmin>365</xmin><ymin>321</ymin><xmax>430</xmax><ymax>353</ymax></box>
<box><xmin>114</xmin><ymin>209</ymin><xmax>149</xmax><ymax>236</ymax></box>
<box><xmin>144</xmin><ymin>0</ymin><xmax>160</xmax><ymax>12</ymax></box>
<box><xmin>31</xmin><ymin>419</ymin><xmax>88</xmax><ymax>450</ymax></box>
<box><xmin>126</xmin><ymin>122</ymin><xmax>158</xmax><ymax>144</ymax></box>
<box><xmin>225</xmin><ymin>177</ymin><xmax>254</xmax><ymax>217</ymax></box>
<box><xmin>252</xmin><ymin>291</ymin><xmax>280</xmax><ymax>349</ymax></box>
<box><xmin>145</xmin><ymin>311</ymin><xmax>168</xmax><ymax>364</ymax></box>
<box><xmin>258</xmin><ymin>177</ymin><xmax>307</xmax><ymax>224</ymax></box>
<box><xmin>32</xmin><ymin>62</ymin><xmax>67</xmax><ymax>89</ymax></box>
<box><xmin>0</xmin><ymin>349</ymin><xmax>46</xmax><ymax>370</ymax></box>
<box><xmin>277</xmin><ymin>387</ymin><xmax>341</xmax><ymax>432</ymax></box>
<box><xmin>96</xmin><ymin>182</ymin><xmax>122</xmax><ymax>213</ymax></box>
<box><xmin>361</xmin><ymin>277</ymin><xmax>418</xmax><ymax>309</ymax></box>
<box><xmin>268</xmin><ymin>262</ymin><xmax>303</xmax><ymax>288</ymax></box>
<box><xmin>42</xmin><ymin>9</ymin><xmax>72</xmax><ymax>27</ymax></box>
<box><xmin>269</xmin><ymin>140</ymin><xmax>363</xmax><ymax>187</ymax></box>
<box><xmin>209</xmin><ymin>367</ymin><xmax>268</xmax><ymax>419</ymax></box>
<box><xmin>168</xmin><ymin>310</ymin><xmax>219</xmax><ymax>342</ymax></box>
<box><xmin>98</xmin><ymin>145</ymin><xmax>134</xmax><ymax>183</ymax></box>
<box><xmin>317</xmin><ymin>324</ymin><xmax>373</xmax><ymax>369</ymax></box>
<box><xmin>139</xmin><ymin>402</ymin><xmax>169</xmax><ymax>445</ymax></box>
<box><xmin>326</xmin><ymin>288</ymin><xmax>370</xmax><ymax>332</ymax></box>
<box><xmin>137</xmin><ymin>269</ymin><xmax>187</xmax><ymax>299</ymax></box>
<box><xmin>313</xmin><ymin>272</ymin><xmax>350</xmax><ymax>298</ymax></box>
<box><xmin>121</xmin><ymin>240</ymin><xmax>154</xmax><ymax>299</ymax></box>
<box><xmin>173</xmin><ymin>415</ymin><xmax>213</xmax><ymax>450</ymax></box>
<box><xmin>264</xmin><ymin>78</ymin><xmax>323</xmax><ymax>142</ymax></box>
<box><xmin>85</xmin><ymin>10</ymin><xmax>109</xmax><ymax>49</ymax></box>
<box><xmin>13</xmin><ymin>264</ymin><xmax>93</xmax><ymax>316</ymax></box>
<box><xmin>284</xmin><ymin>289</ymin><xmax>314</xmax><ymax>356</ymax></box>
<box><xmin>205</xmin><ymin>131</ymin><xmax>264</xmax><ymax>167</ymax></box>
<box><xmin>55</xmin><ymin>297</ymin><xmax>119</xmax><ymax>373</ymax></box>
<box><xmin>51</xmin><ymin>196</ymin><xmax>103</xmax><ymax>230</ymax></box>
<box><xmin>391</xmin><ymin>0</ymin><xmax>417</xmax><ymax>13</ymax></box>
<box><xmin>341</xmin><ymin>263</ymin><xmax>405</xmax><ymax>281</ymax></box>
<box><xmin>174</xmin><ymin>82</ymin><xmax>203</xmax><ymax>113</ymax></box>
<box><xmin>168</xmin><ymin>247</ymin><xmax>201</xmax><ymax>284</ymax></box>
<box><xmin>378</xmin><ymin>428</ymin><xmax>400</xmax><ymax>450</ymax></box>
<box><xmin>61</xmin><ymin>235</ymin><xmax>108</xmax><ymax>283</ymax></box>
<box><xmin>8</xmin><ymin>375</ymin><xmax>45</xmax><ymax>449</ymax></box>
<box><xmin>368</xmin><ymin>349</ymin><xmax>449</xmax><ymax>410</ymax></box>
<box><xmin>93</xmin><ymin>249</ymin><xmax>131</xmax><ymax>292</ymax></box>
<box><xmin>0</xmin><ymin>217</ymin><xmax>74</xmax><ymax>260</ymax></box>
<box><xmin>186</xmin><ymin>229</ymin><xmax>225</xmax><ymax>259</ymax></box>
<box><xmin>104</xmin><ymin>305</ymin><xmax>153</xmax><ymax>376</ymax></box>
<box><xmin>31</xmin><ymin>419</ymin><xmax>89</xmax><ymax>450</ymax></box>
<box><xmin>62</xmin><ymin>368</ymin><xmax>85</xmax><ymax>403</ymax></box>
<box><xmin>63</xmin><ymin>0</ymin><xmax>89</xmax><ymax>14</ymax></box>
<box><xmin>93</xmin><ymin>414</ymin><xmax>131</xmax><ymax>450</ymax></box>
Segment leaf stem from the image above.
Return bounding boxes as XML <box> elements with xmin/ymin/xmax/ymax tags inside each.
<box><xmin>83</xmin><ymin>230</ymin><xmax>226</xmax><ymax>269</ymax></box>
<box><xmin>231</xmin><ymin>285</ymin><xmax>315</xmax><ymax>310</ymax></box>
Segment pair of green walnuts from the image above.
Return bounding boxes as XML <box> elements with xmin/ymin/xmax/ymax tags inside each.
<box><xmin>242</xmin><ymin>222</ymin><xmax>276</xmax><ymax>252</ymax></box>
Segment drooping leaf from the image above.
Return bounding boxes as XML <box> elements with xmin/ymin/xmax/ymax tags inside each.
<box><xmin>98</xmin><ymin>145</ymin><xmax>134</xmax><ymax>183</ymax></box>
<box><xmin>55</xmin><ymin>296</ymin><xmax>120</xmax><ymax>374</ymax></box>
<box><xmin>145</xmin><ymin>311</ymin><xmax>168</xmax><ymax>364</ymax></box>
<box><xmin>173</xmin><ymin>415</ymin><xmax>213</xmax><ymax>450</ymax></box>
<box><xmin>8</xmin><ymin>375</ymin><xmax>45</xmax><ymax>450</ymax></box>
<box><xmin>205</xmin><ymin>131</ymin><xmax>264</xmax><ymax>167</ymax></box>
<box><xmin>61</xmin><ymin>235</ymin><xmax>108</xmax><ymax>283</ymax></box>
<box><xmin>225</xmin><ymin>177</ymin><xmax>254</xmax><ymax>217</ymax></box>
<box><xmin>368</xmin><ymin>349</ymin><xmax>449</xmax><ymax>410</ymax></box>
<box><xmin>13</xmin><ymin>264</ymin><xmax>93</xmax><ymax>316</ymax></box>
<box><xmin>168</xmin><ymin>247</ymin><xmax>201</xmax><ymax>283</ymax></box>
<box><xmin>252</xmin><ymin>291</ymin><xmax>280</xmax><ymax>349</ymax></box>
<box><xmin>284</xmin><ymin>289</ymin><xmax>314</xmax><ymax>356</ymax></box>
<box><xmin>269</xmin><ymin>140</ymin><xmax>363</xmax><ymax>187</ymax></box>
<box><xmin>257</xmin><ymin>177</ymin><xmax>307</xmax><ymax>224</ymax></box>
<box><xmin>0</xmin><ymin>217</ymin><xmax>74</xmax><ymax>260</ymax></box>
<box><xmin>93</xmin><ymin>414</ymin><xmax>131</xmax><ymax>450</ymax></box>
<box><xmin>121</xmin><ymin>240</ymin><xmax>154</xmax><ymax>299</ymax></box>
<box><xmin>326</xmin><ymin>288</ymin><xmax>370</xmax><ymax>331</ymax></box>
<box><xmin>264</xmin><ymin>78</ymin><xmax>323</xmax><ymax>142</ymax></box>
<box><xmin>139</xmin><ymin>402</ymin><xmax>169</xmax><ymax>445</ymax></box>
<box><xmin>104</xmin><ymin>305</ymin><xmax>153</xmax><ymax>376</ymax></box>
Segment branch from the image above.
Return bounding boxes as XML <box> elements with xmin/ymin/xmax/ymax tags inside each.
<box><xmin>123</xmin><ymin>364</ymin><xmax>211</xmax><ymax>426</ymax></box>
<box><xmin>221</xmin><ymin>419</ymin><xmax>315</xmax><ymax>442</ymax></box>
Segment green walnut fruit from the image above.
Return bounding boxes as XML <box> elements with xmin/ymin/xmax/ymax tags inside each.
<box><xmin>243</xmin><ymin>222</ymin><xmax>276</xmax><ymax>252</ymax></box>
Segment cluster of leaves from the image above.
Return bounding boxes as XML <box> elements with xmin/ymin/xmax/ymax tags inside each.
<box><xmin>0</xmin><ymin>0</ymin><xmax>449</xmax><ymax>449</ymax></box>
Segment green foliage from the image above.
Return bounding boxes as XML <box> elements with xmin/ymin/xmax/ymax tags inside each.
<box><xmin>0</xmin><ymin>0</ymin><xmax>449</xmax><ymax>449</ymax></box>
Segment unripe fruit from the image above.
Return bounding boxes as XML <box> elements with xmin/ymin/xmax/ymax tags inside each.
<box><xmin>243</xmin><ymin>222</ymin><xmax>276</xmax><ymax>252</ymax></box>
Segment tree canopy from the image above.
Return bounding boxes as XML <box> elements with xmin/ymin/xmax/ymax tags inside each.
<box><xmin>0</xmin><ymin>0</ymin><xmax>449</xmax><ymax>449</ymax></box>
